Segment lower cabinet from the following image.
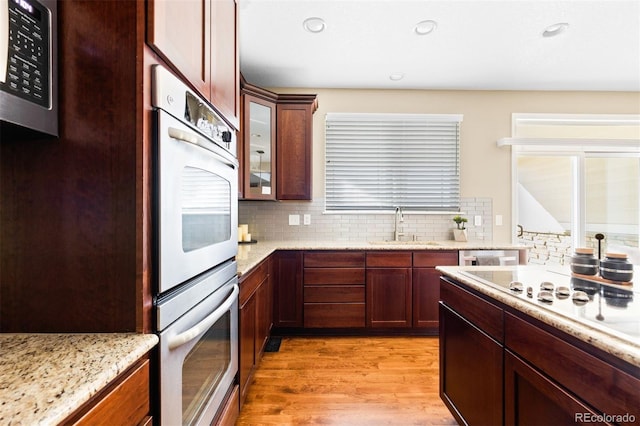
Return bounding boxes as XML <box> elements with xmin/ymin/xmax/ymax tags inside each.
<box><xmin>273</xmin><ymin>250</ymin><xmax>303</xmax><ymax>328</ymax></box>
<box><xmin>366</xmin><ymin>251</ymin><xmax>413</xmax><ymax>328</ymax></box>
<box><xmin>239</xmin><ymin>257</ymin><xmax>272</xmax><ymax>405</ymax></box>
<box><xmin>303</xmin><ymin>251</ymin><xmax>365</xmax><ymax>328</ymax></box>
<box><xmin>413</xmin><ymin>251</ymin><xmax>458</xmax><ymax>331</ymax></box>
<box><xmin>440</xmin><ymin>277</ymin><xmax>640</xmax><ymax>426</ymax></box>
<box><xmin>65</xmin><ymin>356</ymin><xmax>152</xmax><ymax>425</ymax></box>
<box><xmin>439</xmin><ymin>281</ymin><xmax>503</xmax><ymax>426</ymax></box>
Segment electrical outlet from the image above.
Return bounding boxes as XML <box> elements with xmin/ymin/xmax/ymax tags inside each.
<box><xmin>289</xmin><ymin>214</ymin><xmax>300</xmax><ymax>226</ymax></box>
<box><xmin>474</xmin><ymin>215</ymin><xmax>482</xmax><ymax>226</ymax></box>
<box><xmin>303</xmin><ymin>214</ymin><xmax>311</xmax><ymax>225</ymax></box>
<box><xmin>495</xmin><ymin>215</ymin><xmax>503</xmax><ymax>226</ymax></box>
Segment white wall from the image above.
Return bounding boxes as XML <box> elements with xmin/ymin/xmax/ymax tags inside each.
<box><xmin>267</xmin><ymin>88</ymin><xmax>640</xmax><ymax>242</ymax></box>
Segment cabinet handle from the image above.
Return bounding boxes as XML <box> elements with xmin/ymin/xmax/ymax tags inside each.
<box><xmin>168</xmin><ymin>284</ymin><xmax>239</xmax><ymax>350</ymax></box>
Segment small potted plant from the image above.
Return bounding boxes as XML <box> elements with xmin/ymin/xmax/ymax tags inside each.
<box><xmin>452</xmin><ymin>215</ymin><xmax>468</xmax><ymax>242</ymax></box>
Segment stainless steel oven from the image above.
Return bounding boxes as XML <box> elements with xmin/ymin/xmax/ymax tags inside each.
<box><xmin>152</xmin><ymin>64</ymin><xmax>239</xmax><ymax>425</ymax></box>
<box><xmin>152</xmin><ymin>64</ymin><xmax>238</xmax><ymax>294</ymax></box>
<box><xmin>156</xmin><ymin>260</ymin><xmax>239</xmax><ymax>426</ymax></box>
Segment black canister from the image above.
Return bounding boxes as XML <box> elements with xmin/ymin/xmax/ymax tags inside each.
<box><xmin>599</xmin><ymin>253</ymin><xmax>634</xmax><ymax>282</ymax></box>
<box><xmin>570</xmin><ymin>248</ymin><xmax>599</xmax><ymax>276</ymax></box>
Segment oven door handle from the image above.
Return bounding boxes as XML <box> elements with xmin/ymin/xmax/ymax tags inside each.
<box><xmin>167</xmin><ymin>284</ymin><xmax>239</xmax><ymax>350</ymax></box>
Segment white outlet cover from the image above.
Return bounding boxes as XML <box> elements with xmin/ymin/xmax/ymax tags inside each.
<box><xmin>289</xmin><ymin>214</ymin><xmax>300</xmax><ymax>225</ymax></box>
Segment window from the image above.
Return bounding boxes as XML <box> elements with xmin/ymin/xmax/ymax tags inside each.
<box><xmin>325</xmin><ymin>113</ymin><xmax>462</xmax><ymax>212</ymax></box>
<box><xmin>503</xmin><ymin>114</ymin><xmax>640</xmax><ymax>265</ymax></box>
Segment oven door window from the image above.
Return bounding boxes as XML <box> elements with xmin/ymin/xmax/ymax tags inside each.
<box><xmin>182</xmin><ymin>310</ymin><xmax>231</xmax><ymax>424</ymax></box>
<box><xmin>181</xmin><ymin>166</ymin><xmax>231</xmax><ymax>252</ymax></box>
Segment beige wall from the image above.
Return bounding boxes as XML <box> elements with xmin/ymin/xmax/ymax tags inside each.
<box><xmin>272</xmin><ymin>88</ymin><xmax>640</xmax><ymax>242</ymax></box>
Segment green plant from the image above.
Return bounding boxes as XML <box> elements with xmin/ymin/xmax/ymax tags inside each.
<box><xmin>452</xmin><ymin>215</ymin><xmax>468</xmax><ymax>230</ymax></box>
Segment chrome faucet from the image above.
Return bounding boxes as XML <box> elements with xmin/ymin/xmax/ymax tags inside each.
<box><xmin>394</xmin><ymin>206</ymin><xmax>405</xmax><ymax>241</ymax></box>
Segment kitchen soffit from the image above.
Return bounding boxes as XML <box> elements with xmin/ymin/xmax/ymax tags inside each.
<box><xmin>238</xmin><ymin>0</ymin><xmax>640</xmax><ymax>92</ymax></box>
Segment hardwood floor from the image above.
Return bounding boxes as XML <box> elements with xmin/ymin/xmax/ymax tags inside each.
<box><xmin>236</xmin><ymin>336</ymin><xmax>458</xmax><ymax>425</ymax></box>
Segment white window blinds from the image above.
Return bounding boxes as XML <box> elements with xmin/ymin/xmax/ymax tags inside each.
<box><xmin>325</xmin><ymin>113</ymin><xmax>462</xmax><ymax>212</ymax></box>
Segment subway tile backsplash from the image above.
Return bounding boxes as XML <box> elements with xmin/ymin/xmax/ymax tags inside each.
<box><xmin>239</xmin><ymin>197</ymin><xmax>492</xmax><ymax>242</ymax></box>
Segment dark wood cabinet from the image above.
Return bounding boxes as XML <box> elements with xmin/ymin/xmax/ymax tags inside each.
<box><xmin>238</xmin><ymin>257</ymin><xmax>272</xmax><ymax>405</ymax></box>
<box><xmin>303</xmin><ymin>251</ymin><xmax>365</xmax><ymax>328</ymax></box>
<box><xmin>273</xmin><ymin>250</ymin><xmax>304</xmax><ymax>328</ymax></box>
<box><xmin>504</xmin><ymin>350</ymin><xmax>604</xmax><ymax>426</ymax></box>
<box><xmin>276</xmin><ymin>95</ymin><xmax>317</xmax><ymax>200</ymax></box>
<box><xmin>412</xmin><ymin>251</ymin><xmax>458</xmax><ymax>331</ymax></box>
<box><xmin>366</xmin><ymin>252</ymin><xmax>412</xmax><ymax>328</ymax></box>
<box><xmin>147</xmin><ymin>0</ymin><xmax>239</xmax><ymax>129</ymax></box>
<box><xmin>440</xmin><ymin>276</ymin><xmax>640</xmax><ymax>426</ymax></box>
<box><xmin>239</xmin><ymin>82</ymin><xmax>278</xmax><ymax>200</ymax></box>
<box><xmin>439</xmin><ymin>299</ymin><xmax>503</xmax><ymax>426</ymax></box>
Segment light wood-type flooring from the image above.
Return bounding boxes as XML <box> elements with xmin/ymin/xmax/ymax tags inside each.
<box><xmin>236</xmin><ymin>336</ymin><xmax>458</xmax><ymax>425</ymax></box>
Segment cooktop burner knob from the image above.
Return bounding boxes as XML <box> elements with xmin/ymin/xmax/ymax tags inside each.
<box><xmin>509</xmin><ymin>281</ymin><xmax>524</xmax><ymax>292</ymax></box>
<box><xmin>572</xmin><ymin>290</ymin><xmax>589</xmax><ymax>306</ymax></box>
<box><xmin>555</xmin><ymin>286</ymin><xmax>571</xmax><ymax>299</ymax></box>
<box><xmin>527</xmin><ymin>286</ymin><xmax>533</xmax><ymax>298</ymax></box>
<box><xmin>540</xmin><ymin>281</ymin><xmax>554</xmax><ymax>291</ymax></box>
<box><xmin>537</xmin><ymin>290</ymin><xmax>554</xmax><ymax>303</ymax></box>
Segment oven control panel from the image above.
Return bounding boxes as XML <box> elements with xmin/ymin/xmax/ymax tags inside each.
<box><xmin>1</xmin><ymin>0</ymin><xmax>51</xmax><ymax>108</ymax></box>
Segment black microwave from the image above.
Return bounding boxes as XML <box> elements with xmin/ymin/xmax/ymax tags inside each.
<box><xmin>0</xmin><ymin>0</ymin><xmax>57</xmax><ymax>136</ymax></box>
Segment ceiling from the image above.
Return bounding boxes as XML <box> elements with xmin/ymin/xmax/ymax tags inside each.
<box><xmin>238</xmin><ymin>0</ymin><xmax>640</xmax><ymax>92</ymax></box>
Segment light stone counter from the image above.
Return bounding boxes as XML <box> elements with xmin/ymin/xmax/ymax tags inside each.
<box><xmin>437</xmin><ymin>265</ymin><xmax>640</xmax><ymax>368</ymax></box>
<box><xmin>0</xmin><ymin>333</ymin><xmax>158</xmax><ymax>425</ymax></box>
<box><xmin>236</xmin><ymin>240</ymin><xmax>527</xmax><ymax>276</ymax></box>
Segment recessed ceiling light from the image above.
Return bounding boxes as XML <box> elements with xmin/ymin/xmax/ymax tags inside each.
<box><xmin>389</xmin><ymin>73</ymin><xmax>405</xmax><ymax>81</ymax></box>
<box><xmin>414</xmin><ymin>20</ymin><xmax>438</xmax><ymax>36</ymax></box>
<box><xmin>542</xmin><ymin>22</ymin><xmax>569</xmax><ymax>37</ymax></box>
<box><xmin>303</xmin><ymin>17</ymin><xmax>326</xmax><ymax>33</ymax></box>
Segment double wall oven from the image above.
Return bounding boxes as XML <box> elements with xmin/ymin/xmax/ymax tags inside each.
<box><xmin>151</xmin><ymin>64</ymin><xmax>239</xmax><ymax>426</ymax></box>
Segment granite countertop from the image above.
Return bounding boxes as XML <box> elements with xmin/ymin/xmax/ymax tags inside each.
<box><xmin>437</xmin><ymin>265</ymin><xmax>640</xmax><ymax>368</ymax></box>
<box><xmin>0</xmin><ymin>333</ymin><xmax>158</xmax><ymax>425</ymax></box>
<box><xmin>236</xmin><ymin>239</ymin><xmax>527</xmax><ymax>276</ymax></box>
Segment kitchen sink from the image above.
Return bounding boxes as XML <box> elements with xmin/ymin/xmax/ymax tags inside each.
<box><xmin>368</xmin><ymin>240</ymin><xmax>442</xmax><ymax>245</ymax></box>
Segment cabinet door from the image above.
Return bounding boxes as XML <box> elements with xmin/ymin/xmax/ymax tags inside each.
<box><xmin>276</xmin><ymin>100</ymin><xmax>314</xmax><ymax>200</ymax></box>
<box><xmin>242</xmin><ymin>94</ymin><xmax>276</xmax><ymax>199</ymax></box>
<box><xmin>255</xmin><ymin>271</ymin><xmax>272</xmax><ymax>356</ymax></box>
<box><xmin>147</xmin><ymin>0</ymin><xmax>211</xmax><ymax>97</ymax></box>
<box><xmin>439</xmin><ymin>303</ymin><xmax>503</xmax><ymax>426</ymax></box>
<box><xmin>211</xmin><ymin>0</ymin><xmax>239</xmax><ymax>129</ymax></box>
<box><xmin>412</xmin><ymin>268</ymin><xmax>440</xmax><ymax>330</ymax></box>
<box><xmin>504</xmin><ymin>350</ymin><xmax>607</xmax><ymax>426</ymax></box>
<box><xmin>366</xmin><ymin>268</ymin><xmax>412</xmax><ymax>328</ymax></box>
<box><xmin>239</xmin><ymin>295</ymin><xmax>256</xmax><ymax>402</ymax></box>
<box><xmin>273</xmin><ymin>251</ymin><xmax>303</xmax><ymax>327</ymax></box>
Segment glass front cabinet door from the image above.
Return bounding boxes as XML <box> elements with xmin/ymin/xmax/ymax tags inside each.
<box><xmin>241</xmin><ymin>90</ymin><xmax>277</xmax><ymax>200</ymax></box>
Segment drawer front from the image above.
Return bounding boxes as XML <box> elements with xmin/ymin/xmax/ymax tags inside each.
<box><xmin>239</xmin><ymin>258</ymin><xmax>269</xmax><ymax>305</ymax></box>
<box><xmin>366</xmin><ymin>251</ymin><xmax>412</xmax><ymax>267</ymax></box>
<box><xmin>440</xmin><ymin>278</ymin><xmax>503</xmax><ymax>342</ymax></box>
<box><xmin>72</xmin><ymin>359</ymin><xmax>150</xmax><ymax>426</ymax></box>
<box><xmin>304</xmin><ymin>251</ymin><xmax>365</xmax><ymax>267</ymax></box>
<box><xmin>413</xmin><ymin>250</ymin><xmax>459</xmax><ymax>267</ymax></box>
<box><xmin>304</xmin><ymin>285</ymin><xmax>365</xmax><ymax>303</ymax></box>
<box><xmin>505</xmin><ymin>312</ymin><xmax>640</xmax><ymax>419</ymax></box>
<box><xmin>304</xmin><ymin>303</ymin><xmax>365</xmax><ymax>328</ymax></box>
<box><xmin>304</xmin><ymin>268</ymin><xmax>365</xmax><ymax>285</ymax></box>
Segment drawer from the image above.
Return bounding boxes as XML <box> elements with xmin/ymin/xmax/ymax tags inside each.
<box><xmin>239</xmin><ymin>258</ymin><xmax>269</xmax><ymax>305</ymax></box>
<box><xmin>304</xmin><ymin>303</ymin><xmax>365</xmax><ymax>328</ymax></box>
<box><xmin>304</xmin><ymin>251</ymin><xmax>365</xmax><ymax>267</ymax></box>
<box><xmin>304</xmin><ymin>268</ymin><xmax>365</xmax><ymax>285</ymax></box>
<box><xmin>366</xmin><ymin>251</ymin><xmax>412</xmax><ymax>267</ymax></box>
<box><xmin>440</xmin><ymin>278</ymin><xmax>503</xmax><ymax>342</ymax></box>
<box><xmin>413</xmin><ymin>250</ymin><xmax>458</xmax><ymax>267</ymax></box>
<box><xmin>71</xmin><ymin>359</ymin><xmax>150</xmax><ymax>426</ymax></box>
<box><xmin>505</xmin><ymin>312</ymin><xmax>640</xmax><ymax>418</ymax></box>
<box><xmin>304</xmin><ymin>285</ymin><xmax>365</xmax><ymax>303</ymax></box>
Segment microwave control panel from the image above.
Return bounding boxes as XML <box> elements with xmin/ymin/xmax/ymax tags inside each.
<box><xmin>1</xmin><ymin>0</ymin><xmax>51</xmax><ymax>108</ymax></box>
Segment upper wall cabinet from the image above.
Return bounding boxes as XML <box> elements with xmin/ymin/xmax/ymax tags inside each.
<box><xmin>147</xmin><ymin>0</ymin><xmax>240</xmax><ymax>129</ymax></box>
<box><xmin>240</xmin><ymin>82</ymin><xmax>278</xmax><ymax>200</ymax></box>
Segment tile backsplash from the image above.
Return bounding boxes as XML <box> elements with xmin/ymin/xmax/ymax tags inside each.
<box><xmin>239</xmin><ymin>197</ymin><xmax>493</xmax><ymax>242</ymax></box>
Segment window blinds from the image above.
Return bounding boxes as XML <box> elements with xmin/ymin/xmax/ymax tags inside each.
<box><xmin>325</xmin><ymin>113</ymin><xmax>462</xmax><ymax>212</ymax></box>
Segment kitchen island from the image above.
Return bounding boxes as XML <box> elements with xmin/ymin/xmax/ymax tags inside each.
<box><xmin>0</xmin><ymin>333</ymin><xmax>158</xmax><ymax>425</ymax></box>
<box><xmin>437</xmin><ymin>265</ymin><xmax>639</xmax><ymax>426</ymax></box>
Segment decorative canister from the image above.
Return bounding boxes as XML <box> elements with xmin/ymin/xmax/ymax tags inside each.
<box><xmin>570</xmin><ymin>248</ymin><xmax>599</xmax><ymax>276</ymax></box>
<box><xmin>599</xmin><ymin>253</ymin><xmax>634</xmax><ymax>282</ymax></box>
